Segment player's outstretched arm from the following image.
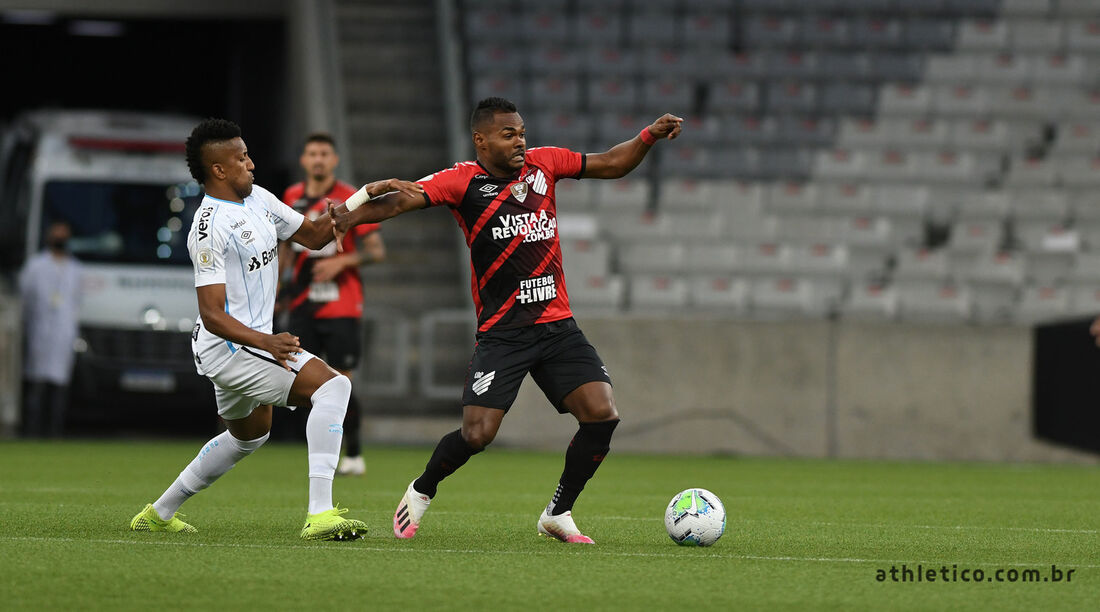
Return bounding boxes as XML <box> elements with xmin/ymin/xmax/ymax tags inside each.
<box><xmin>196</xmin><ymin>283</ymin><xmax>302</xmax><ymax>369</ymax></box>
<box><xmin>291</xmin><ymin>179</ymin><xmax>423</xmax><ymax>251</ymax></box>
<box><xmin>582</xmin><ymin>113</ymin><xmax>683</xmax><ymax>180</ymax></box>
<box><xmin>328</xmin><ymin>179</ymin><xmax>427</xmax><ymax>251</ymax></box>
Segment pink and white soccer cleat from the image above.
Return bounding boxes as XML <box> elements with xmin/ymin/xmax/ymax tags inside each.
<box><xmin>537</xmin><ymin>509</ymin><xmax>595</xmax><ymax>544</ymax></box>
<box><xmin>393</xmin><ymin>481</ymin><xmax>431</xmax><ymax>539</ymax></box>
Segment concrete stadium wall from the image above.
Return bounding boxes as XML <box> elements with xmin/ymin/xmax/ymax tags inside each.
<box><xmin>482</xmin><ymin>317</ymin><xmax>1098</xmax><ymax>464</ymax></box>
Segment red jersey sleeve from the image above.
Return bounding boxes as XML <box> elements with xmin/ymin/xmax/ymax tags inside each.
<box><xmin>417</xmin><ymin>162</ymin><xmax>478</xmax><ymax>208</ymax></box>
<box><xmin>526</xmin><ymin>146</ymin><xmax>585</xmax><ymax>182</ymax></box>
<box><xmin>282</xmin><ymin>183</ymin><xmax>304</xmax><ymax>206</ymax></box>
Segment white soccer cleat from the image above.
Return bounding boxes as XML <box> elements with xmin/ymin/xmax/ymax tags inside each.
<box><xmin>336</xmin><ymin>455</ymin><xmax>366</xmax><ymax>476</ymax></box>
<box><xmin>393</xmin><ymin>481</ymin><xmax>431</xmax><ymax>539</ymax></box>
<box><xmin>537</xmin><ymin>509</ymin><xmax>595</xmax><ymax>544</ymax></box>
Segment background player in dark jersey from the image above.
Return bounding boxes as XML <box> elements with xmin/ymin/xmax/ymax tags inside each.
<box><xmin>279</xmin><ymin>133</ymin><xmax>385</xmax><ymax>476</ymax></box>
<box><xmin>331</xmin><ymin>97</ymin><xmax>682</xmax><ymax>544</ymax></box>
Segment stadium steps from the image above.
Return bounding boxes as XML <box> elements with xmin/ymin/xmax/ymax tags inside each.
<box><xmin>335</xmin><ymin>0</ymin><xmax>468</xmax><ymax>416</ymax></box>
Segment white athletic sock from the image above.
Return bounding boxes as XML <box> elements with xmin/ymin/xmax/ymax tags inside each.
<box><xmin>152</xmin><ymin>430</ymin><xmax>268</xmax><ymax>520</ymax></box>
<box><xmin>305</xmin><ymin>375</ymin><xmax>351</xmax><ymax>515</ymax></box>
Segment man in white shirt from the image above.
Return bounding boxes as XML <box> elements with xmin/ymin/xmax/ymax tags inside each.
<box><xmin>129</xmin><ymin>118</ymin><xmax>421</xmax><ymax>540</ymax></box>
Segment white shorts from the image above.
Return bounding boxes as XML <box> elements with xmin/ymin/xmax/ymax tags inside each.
<box><xmin>208</xmin><ymin>347</ymin><xmax>317</xmax><ymax>421</ymax></box>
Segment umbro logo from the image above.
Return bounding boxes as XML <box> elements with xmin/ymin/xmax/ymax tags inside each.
<box><xmin>479</xmin><ymin>184</ymin><xmax>498</xmax><ymax>198</ymax></box>
<box><xmin>471</xmin><ymin>370</ymin><xmax>495</xmax><ymax>395</ymax></box>
<box><xmin>241</xmin><ymin>231</ymin><xmax>252</xmax><ymax>240</ymax></box>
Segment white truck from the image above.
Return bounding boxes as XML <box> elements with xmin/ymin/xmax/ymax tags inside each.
<box><xmin>0</xmin><ymin>110</ymin><xmax>212</xmax><ymax>418</ymax></box>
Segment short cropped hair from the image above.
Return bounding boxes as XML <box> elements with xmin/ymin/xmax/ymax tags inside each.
<box><xmin>304</xmin><ymin>132</ymin><xmax>337</xmax><ymax>151</ymax></box>
<box><xmin>470</xmin><ymin>97</ymin><xmax>517</xmax><ymax>132</ymax></box>
<box><xmin>185</xmin><ymin>118</ymin><xmax>242</xmax><ymax>183</ymax></box>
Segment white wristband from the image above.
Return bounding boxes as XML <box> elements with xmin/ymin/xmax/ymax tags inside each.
<box><xmin>344</xmin><ymin>185</ymin><xmax>370</xmax><ymax>211</ymax></box>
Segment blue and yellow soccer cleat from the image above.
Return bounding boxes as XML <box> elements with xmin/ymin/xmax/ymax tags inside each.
<box><xmin>129</xmin><ymin>503</ymin><xmax>198</xmax><ymax>533</ymax></box>
<box><xmin>299</xmin><ymin>507</ymin><xmax>367</xmax><ymax>541</ymax></box>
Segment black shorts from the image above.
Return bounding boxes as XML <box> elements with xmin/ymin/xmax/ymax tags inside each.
<box><xmin>287</xmin><ymin>316</ymin><xmax>365</xmax><ymax>372</ymax></box>
<box><xmin>461</xmin><ymin>318</ymin><xmax>611</xmax><ymax>413</ymax></box>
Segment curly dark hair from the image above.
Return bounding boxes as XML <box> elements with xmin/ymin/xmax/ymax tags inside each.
<box><xmin>469</xmin><ymin>97</ymin><xmax>517</xmax><ymax>133</ymax></box>
<box><xmin>185</xmin><ymin>118</ymin><xmax>242</xmax><ymax>183</ymax></box>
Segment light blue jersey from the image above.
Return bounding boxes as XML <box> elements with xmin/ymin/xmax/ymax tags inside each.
<box><xmin>186</xmin><ymin>184</ymin><xmax>304</xmax><ymax>376</ymax></box>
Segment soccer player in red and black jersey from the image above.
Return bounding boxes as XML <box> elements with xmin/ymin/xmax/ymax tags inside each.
<box><xmin>331</xmin><ymin>98</ymin><xmax>682</xmax><ymax>543</ymax></box>
<box><xmin>279</xmin><ymin>133</ymin><xmax>385</xmax><ymax>476</ymax></box>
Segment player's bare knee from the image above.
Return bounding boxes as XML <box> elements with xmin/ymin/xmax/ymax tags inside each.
<box><xmin>461</xmin><ymin>423</ymin><xmax>496</xmax><ymax>450</ymax></box>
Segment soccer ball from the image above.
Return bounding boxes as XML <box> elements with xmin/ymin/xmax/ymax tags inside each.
<box><xmin>664</xmin><ymin>488</ymin><xmax>726</xmax><ymax>547</ymax></box>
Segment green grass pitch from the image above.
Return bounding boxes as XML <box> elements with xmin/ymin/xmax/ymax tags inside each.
<box><xmin>1</xmin><ymin>440</ymin><xmax>1097</xmax><ymax>610</ymax></box>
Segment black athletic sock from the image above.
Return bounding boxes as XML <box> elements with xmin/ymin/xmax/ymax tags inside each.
<box><xmin>343</xmin><ymin>391</ymin><xmax>362</xmax><ymax>457</ymax></box>
<box><xmin>547</xmin><ymin>419</ymin><xmax>619</xmax><ymax>516</ymax></box>
<box><xmin>413</xmin><ymin>429</ymin><xmax>482</xmax><ymax>498</ymax></box>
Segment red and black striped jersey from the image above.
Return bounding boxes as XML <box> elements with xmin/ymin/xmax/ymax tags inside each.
<box><xmin>418</xmin><ymin>146</ymin><xmax>585</xmax><ymax>332</ymax></box>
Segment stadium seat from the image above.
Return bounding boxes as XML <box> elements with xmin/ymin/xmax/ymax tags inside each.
<box><xmin>464</xmin><ymin>10</ymin><xmax>516</xmax><ymax>42</ymax></box>
<box><xmin>789</xmin><ymin>118</ymin><xmax>840</xmax><ymax>149</ymax></box>
<box><xmin>626</xmin><ymin>13</ymin><xmax>680</xmax><ymax>48</ymax></box>
<box><xmin>924</xmin><ymin>54</ymin><xmax>978</xmax><ymax>84</ymax></box>
<box><xmin>990</xmin><ymin>86</ymin><xmax>1057</xmax><ymax>120</ymax></box>
<box><xmin>868</xmin><ymin>53</ymin><xmax>925</xmax><ymax>82</ymax></box>
<box><xmin>640</xmin><ymin>48</ymin><xmax>697</xmax><ymax>79</ymax></box>
<box><xmin>1001</xmin><ymin>0</ymin><xmax>1052</xmax><ymax>17</ymax></box>
<box><xmin>898</xmin><ymin>118</ymin><xmax>950</xmax><ymax>150</ymax></box>
<box><xmin>657</xmin><ymin>177</ymin><xmax>717</xmax><ymax>211</ymax></box>
<box><xmin>801</xmin><ymin>15</ymin><xmax>852</xmax><ymax>49</ymax></box>
<box><xmin>955</xmin><ymin>190</ymin><xmax>1009</xmax><ymax>221</ymax></box>
<box><xmin>767</xmin><ymin>182</ymin><xmax>819</xmax><ymax>215</ymax></box>
<box><xmin>725</xmin><ymin>214</ymin><xmax>779</xmax><ymax>242</ymax></box>
<box><xmin>774</xmin><ymin>215</ymin><xmax>843</xmax><ymax>244</ymax></box>
<box><xmin>1068</xmin><ymin>285</ymin><xmax>1100</xmax><ymax>317</ymax></box>
<box><xmin>1060</xmin><ymin>89</ymin><xmax>1100</xmax><ymax>120</ymax></box>
<box><xmin>965</xmin><ymin>251</ymin><xmax>1027</xmax><ymax>286</ymax></box>
<box><xmin>600</xmin><ymin>212</ymin><xmax>666</xmax><ymax>241</ymax></box>
<box><xmin>690</xmin><ymin>276</ymin><xmax>751</xmax><ymax>312</ymax></box>
<box><xmin>750</xmin><ymin>277</ymin><xmax>844</xmax><ymax>318</ymax></box>
<box><xmin>837</xmin><ymin>118</ymin><xmax>894</xmax><ymax>149</ymax></box>
<box><xmin>641</xmin><ymin>79</ymin><xmax>693</xmax><ymax>115</ymax></box>
<box><xmin>527</xmin><ymin>45</ymin><xmax>583</xmax><ymax>76</ymax></box>
<box><xmin>1066</xmin><ymin>20</ymin><xmax>1100</xmax><ymax>54</ymax></box>
<box><xmin>948</xmin><ymin>118</ymin><xmax>1011</xmax><ymax>152</ymax></box>
<box><xmin>554</xmin><ymin>179</ymin><xmax>597</xmax><ymax>211</ymax></box>
<box><xmin>1059</xmin><ymin>156</ymin><xmax>1100</xmax><ymax>188</ymax></box>
<box><xmin>1050</xmin><ymin>122</ymin><xmax>1100</xmax><ymax>155</ymax></box>
<box><xmin>720</xmin><ymin>115</ymin><xmax>778</xmax><ymax>147</ymax></box>
<box><xmin>880</xmin><ymin>83</ymin><xmax>933</xmax><ymax>116</ymax></box>
<box><xmin>520</xmin><ymin>11</ymin><xmax>572</xmax><ymax>45</ymax></box>
<box><xmin>471</xmin><ymin>77</ymin><xmax>526</xmax><ymax>109</ymax></box>
<box><xmin>596</xmin><ymin>112</ymin><xmax>648</xmax><ymax>144</ymax></box>
<box><xmin>628</xmin><ymin>275</ymin><xmax>690</xmax><ymax>311</ymax></box>
<box><xmin>896</xmin><ymin>282</ymin><xmax>973</xmax><ymax>322</ymax></box>
<box><xmin>686</xmin><ymin>244</ymin><xmax>742</xmax><ymax>274</ymax></box>
<box><xmin>574</xmin><ymin>13</ymin><xmax>624</xmax><ymax>47</ymax></box>
<box><xmin>904</xmin><ymin>19</ymin><xmax>956</xmax><ymax>51</ymax></box>
<box><xmin>1008</xmin><ymin>190</ymin><xmax>1070</xmax><ymax>223</ymax></box>
<box><xmin>740</xmin><ymin>242</ymin><xmax>793</xmax><ymax>275</ymax></box>
<box><xmin>820</xmin><ymin>83</ymin><xmax>877</xmax><ymax>115</ymax></box>
<box><xmin>914</xmin><ymin>151</ymin><xmax>984</xmax><ymax>185</ymax></box>
<box><xmin>711</xmin><ymin>52</ymin><xmax>767</xmax><ymax>80</ymax></box>
<box><xmin>948</xmin><ymin>219</ymin><xmax>1005</xmax><ymax>254</ymax></box>
<box><xmin>561</xmin><ymin>239</ymin><xmax>611</xmax><ymax>279</ymax></box>
<box><xmin>865</xmin><ymin>149</ymin><xmax>919</xmax><ymax>182</ymax></box>
<box><xmin>529</xmin><ymin>112</ymin><xmax>592</xmax><ymax>151</ymax></box>
<box><xmin>467</xmin><ymin>44</ymin><xmax>525</xmax><ymax>74</ymax></box>
<box><xmin>1026</xmin><ymin>251</ymin><xmax>1076</xmax><ymax>284</ymax></box>
<box><xmin>895</xmin><ymin>247</ymin><xmax>953</xmax><ymax>286</ymax></box>
<box><xmin>707</xmin><ymin>82</ymin><xmax>761</xmax><ymax>114</ymax></box>
<box><xmin>933</xmin><ymin>85</ymin><xmax>991</xmax><ymax>117</ymax></box>
<box><xmin>661</xmin><ymin>212</ymin><xmax>726</xmax><ymax>239</ymax></box>
<box><xmin>765</xmin><ymin>52</ymin><xmax>822</xmax><ymax>81</ymax></box>
<box><xmin>1015</xmin><ymin>221</ymin><xmax>1079</xmax><ymax>253</ymax></box>
<box><xmin>1009</xmin><ymin>20</ymin><xmax>1065</xmax><ymax>53</ymax></box>
<box><xmin>585</xmin><ymin>48</ymin><xmax>640</xmax><ymax>78</ymax></box>
<box><xmin>619</xmin><ymin>243</ymin><xmax>686</xmax><ymax>274</ymax></box>
<box><xmin>956</xmin><ymin>20</ymin><xmax>1009</xmax><ymax>51</ymax></box>
<box><xmin>790</xmin><ymin>243</ymin><xmax>850</xmax><ymax>277</ymax></box>
<box><xmin>587</xmin><ymin>76</ymin><xmax>640</xmax><ymax>112</ymax></box>
<box><xmin>814</xmin><ymin>149</ymin><xmax>868</xmax><ymax>181</ymax></box>
<box><xmin>851</xmin><ymin>18</ymin><xmax>904</xmax><ymax>50</ymax></box>
<box><xmin>820</xmin><ymin>183</ymin><xmax>875</xmax><ymax>216</ymax></box>
<box><xmin>569</xmin><ymin>275</ymin><xmax>626</xmax><ymax>311</ymax></box>
<box><xmin>1057</xmin><ymin>0</ymin><xmax>1100</xmax><ymax>17</ymax></box>
<box><xmin>712</xmin><ymin>148</ymin><xmax>764</xmax><ymax>179</ymax></box>
<box><xmin>760</xmin><ymin>148</ymin><xmax>813</xmax><ymax>180</ymax></box>
<box><xmin>1016</xmin><ymin>285</ymin><xmax>1071</xmax><ymax>323</ymax></box>
<box><xmin>975</xmin><ymin>53</ymin><xmax>1033</xmax><ymax>85</ymax></box>
<box><xmin>596</xmin><ymin>177</ymin><xmax>650</xmax><ymax>212</ymax></box>
<box><xmin>1031</xmin><ymin>54</ymin><xmax>1090</xmax><ymax>86</ymax></box>
<box><xmin>837</xmin><ymin>216</ymin><xmax>894</xmax><ymax>249</ymax></box>
<box><xmin>745</xmin><ymin>15</ymin><xmax>800</xmax><ymax>49</ymax></box>
<box><xmin>715</xmin><ymin>180</ymin><xmax>767</xmax><ymax>213</ymax></box>
<box><xmin>1005</xmin><ymin>156</ymin><xmax>1058</xmax><ymax>187</ymax></box>
<box><xmin>680</xmin><ymin>14</ymin><xmax>732</xmax><ymax>49</ymax></box>
<box><xmin>528</xmin><ymin>76</ymin><xmax>582</xmax><ymax>111</ymax></box>
<box><xmin>841</xmin><ymin>283</ymin><xmax>899</xmax><ymax>320</ymax></box>
<box><xmin>819</xmin><ymin>52</ymin><xmax>873</xmax><ymax>81</ymax></box>
<box><xmin>1071</xmin><ymin>191</ymin><xmax>1100</xmax><ymax>222</ymax></box>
